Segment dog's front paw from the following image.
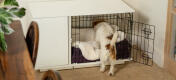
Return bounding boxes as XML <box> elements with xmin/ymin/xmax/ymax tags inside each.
<box><xmin>108</xmin><ymin>71</ymin><xmax>114</xmax><ymax>76</ymax></box>
<box><xmin>100</xmin><ymin>67</ymin><xmax>105</xmax><ymax>72</ymax></box>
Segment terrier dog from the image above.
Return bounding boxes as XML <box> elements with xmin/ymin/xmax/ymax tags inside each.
<box><xmin>94</xmin><ymin>21</ymin><xmax>118</xmax><ymax>76</ymax></box>
<box><xmin>73</xmin><ymin>21</ymin><xmax>120</xmax><ymax>76</ymax></box>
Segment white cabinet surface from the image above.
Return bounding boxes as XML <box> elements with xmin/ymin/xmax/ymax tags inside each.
<box><xmin>28</xmin><ymin>0</ymin><xmax>134</xmax><ymax>18</ymax></box>
<box><xmin>34</xmin><ymin>17</ymin><xmax>69</xmax><ymax>69</ymax></box>
<box><xmin>24</xmin><ymin>0</ymin><xmax>134</xmax><ymax>70</ymax></box>
<box><xmin>27</xmin><ymin>0</ymin><xmax>72</xmax><ymax>2</ymax></box>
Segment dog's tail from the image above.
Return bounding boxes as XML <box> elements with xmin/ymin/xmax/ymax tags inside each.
<box><xmin>110</xmin><ymin>31</ymin><xmax>118</xmax><ymax>47</ymax></box>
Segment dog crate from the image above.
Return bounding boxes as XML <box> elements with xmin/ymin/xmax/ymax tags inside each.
<box><xmin>71</xmin><ymin>13</ymin><xmax>155</xmax><ymax>66</ymax></box>
<box><xmin>71</xmin><ymin>13</ymin><xmax>133</xmax><ymax>64</ymax></box>
<box><xmin>28</xmin><ymin>0</ymin><xmax>155</xmax><ymax>70</ymax></box>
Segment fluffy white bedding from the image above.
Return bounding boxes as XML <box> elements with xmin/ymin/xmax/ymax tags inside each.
<box><xmin>73</xmin><ymin>41</ymin><xmax>100</xmax><ymax>60</ymax></box>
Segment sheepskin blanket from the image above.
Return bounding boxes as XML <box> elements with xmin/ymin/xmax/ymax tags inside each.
<box><xmin>73</xmin><ymin>41</ymin><xmax>100</xmax><ymax>60</ymax></box>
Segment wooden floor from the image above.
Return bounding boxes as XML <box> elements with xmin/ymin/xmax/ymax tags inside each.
<box><xmin>35</xmin><ymin>62</ymin><xmax>176</xmax><ymax>80</ymax></box>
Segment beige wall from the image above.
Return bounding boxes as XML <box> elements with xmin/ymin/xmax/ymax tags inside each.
<box><xmin>17</xmin><ymin>0</ymin><xmax>33</xmax><ymax>36</ymax></box>
<box><xmin>124</xmin><ymin>0</ymin><xmax>168</xmax><ymax>67</ymax></box>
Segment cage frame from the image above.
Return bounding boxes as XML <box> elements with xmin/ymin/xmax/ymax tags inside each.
<box><xmin>67</xmin><ymin>13</ymin><xmax>133</xmax><ymax>69</ymax></box>
<box><xmin>69</xmin><ymin>12</ymin><xmax>155</xmax><ymax>68</ymax></box>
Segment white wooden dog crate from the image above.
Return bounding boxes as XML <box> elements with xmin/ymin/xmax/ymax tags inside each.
<box><xmin>26</xmin><ymin>0</ymin><xmax>136</xmax><ymax>71</ymax></box>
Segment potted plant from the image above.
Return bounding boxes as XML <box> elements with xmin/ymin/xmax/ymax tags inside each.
<box><xmin>0</xmin><ymin>0</ymin><xmax>26</xmax><ymax>51</ymax></box>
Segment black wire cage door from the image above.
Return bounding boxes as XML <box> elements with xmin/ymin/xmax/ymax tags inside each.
<box><xmin>131</xmin><ymin>21</ymin><xmax>155</xmax><ymax>66</ymax></box>
<box><xmin>114</xmin><ymin>17</ymin><xmax>155</xmax><ymax>66</ymax></box>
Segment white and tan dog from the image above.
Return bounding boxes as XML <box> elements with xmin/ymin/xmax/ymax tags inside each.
<box><xmin>94</xmin><ymin>21</ymin><xmax>118</xmax><ymax>76</ymax></box>
<box><xmin>73</xmin><ymin>21</ymin><xmax>124</xmax><ymax>76</ymax></box>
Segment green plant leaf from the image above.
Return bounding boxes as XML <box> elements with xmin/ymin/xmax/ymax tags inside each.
<box><xmin>0</xmin><ymin>29</ymin><xmax>7</xmax><ymax>51</ymax></box>
<box><xmin>1</xmin><ymin>8</ymin><xmax>12</xmax><ymax>16</ymax></box>
<box><xmin>4</xmin><ymin>0</ymin><xmax>19</xmax><ymax>6</ymax></box>
<box><xmin>0</xmin><ymin>16</ymin><xmax>8</xmax><ymax>24</ymax></box>
<box><xmin>0</xmin><ymin>8</ymin><xmax>13</xmax><ymax>24</ymax></box>
<box><xmin>1</xmin><ymin>25</ymin><xmax>14</xmax><ymax>35</ymax></box>
<box><xmin>12</xmin><ymin>8</ymin><xmax>26</xmax><ymax>18</ymax></box>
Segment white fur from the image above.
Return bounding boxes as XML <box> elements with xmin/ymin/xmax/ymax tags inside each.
<box><xmin>95</xmin><ymin>22</ymin><xmax>118</xmax><ymax>76</ymax></box>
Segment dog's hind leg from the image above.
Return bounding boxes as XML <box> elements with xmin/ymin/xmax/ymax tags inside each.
<box><xmin>108</xmin><ymin>58</ymin><xmax>116</xmax><ymax>76</ymax></box>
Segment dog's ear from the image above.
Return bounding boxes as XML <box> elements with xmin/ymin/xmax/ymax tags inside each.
<box><xmin>93</xmin><ymin>20</ymin><xmax>105</xmax><ymax>27</ymax></box>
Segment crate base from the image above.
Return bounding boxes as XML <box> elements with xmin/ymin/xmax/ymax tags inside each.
<box><xmin>39</xmin><ymin>59</ymin><xmax>131</xmax><ymax>72</ymax></box>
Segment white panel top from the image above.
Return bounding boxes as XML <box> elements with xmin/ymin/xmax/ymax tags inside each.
<box><xmin>27</xmin><ymin>0</ymin><xmax>73</xmax><ymax>3</ymax></box>
<box><xmin>28</xmin><ymin>0</ymin><xmax>135</xmax><ymax>18</ymax></box>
